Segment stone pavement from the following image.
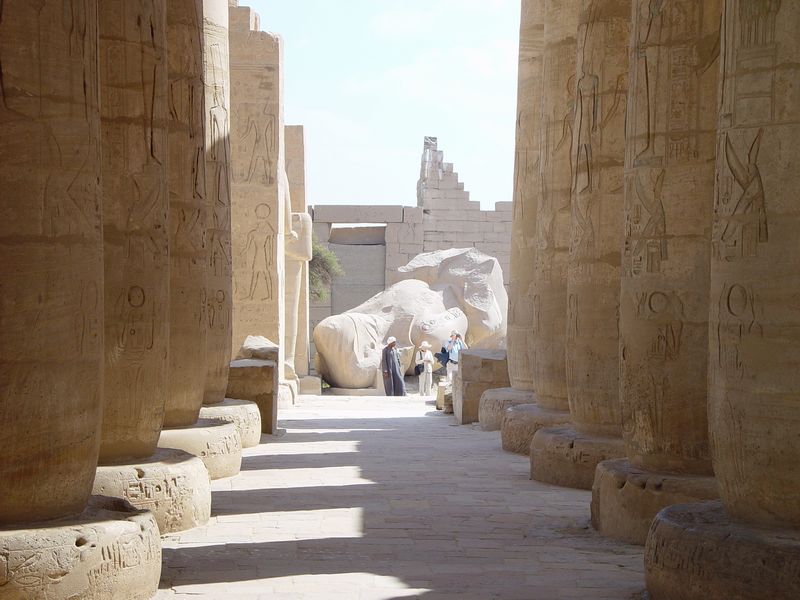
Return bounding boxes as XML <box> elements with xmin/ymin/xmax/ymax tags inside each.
<box><xmin>156</xmin><ymin>395</ymin><xmax>646</xmax><ymax>599</ymax></box>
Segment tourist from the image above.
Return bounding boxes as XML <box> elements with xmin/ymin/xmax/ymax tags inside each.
<box><xmin>381</xmin><ymin>337</ymin><xmax>406</xmax><ymax>397</ymax></box>
<box><xmin>445</xmin><ymin>331</ymin><xmax>468</xmax><ymax>381</ymax></box>
<box><xmin>416</xmin><ymin>341</ymin><xmax>435</xmax><ymax>397</ymax></box>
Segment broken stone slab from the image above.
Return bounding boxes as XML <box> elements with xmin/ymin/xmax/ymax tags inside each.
<box><xmin>478</xmin><ymin>388</ymin><xmax>535</xmax><ymax>431</ymax></box>
<box><xmin>299</xmin><ymin>376</ymin><xmax>322</xmax><ymax>396</ymax></box>
<box><xmin>453</xmin><ymin>350</ymin><xmax>510</xmax><ymax>425</ymax></box>
<box><xmin>0</xmin><ymin>496</ymin><xmax>161</xmax><ymax>600</ymax></box>
<box><xmin>645</xmin><ymin>502</ymin><xmax>800</xmax><ymax>600</ymax></box>
<box><xmin>92</xmin><ymin>448</ymin><xmax>211</xmax><ymax>534</ymax></box>
<box><xmin>227</xmin><ymin>359</ymin><xmax>279</xmax><ymax>434</ymax></box>
<box><xmin>592</xmin><ymin>458</ymin><xmax>718</xmax><ymax>545</ymax></box>
<box><xmin>158</xmin><ymin>419</ymin><xmax>242</xmax><ymax>480</ymax></box>
<box><xmin>501</xmin><ymin>403</ymin><xmax>570</xmax><ymax>455</ymax></box>
<box><xmin>199</xmin><ymin>399</ymin><xmax>262</xmax><ymax>448</ymax></box>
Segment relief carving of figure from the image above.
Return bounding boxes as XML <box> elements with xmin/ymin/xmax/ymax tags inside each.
<box><xmin>717</xmin><ymin>283</ymin><xmax>762</xmax><ymax>379</ymax></box>
<box><xmin>633</xmin><ymin>0</ymin><xmax>666</xmax><ymax>166</ymax></box>
<box><xmin>240</xmin><ymin>203</ymin><xmax>276</xmax><ymax>301</ymax></box>
<box><xmin>715</xmin><ymin>130</ymin><xmax>768</xmax><ymax>261</ymax></box>
<box><xmin>627</xmin><ymin>169</ymin><xmax>667</xmax><ymax>275</ymax></box>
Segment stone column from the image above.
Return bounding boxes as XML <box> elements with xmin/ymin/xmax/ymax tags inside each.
<box><xmin>592</xmin><ymin>0</ymin><xmax>720</xmax><ymax>545</ymax></box>
<box><xmin>98</xmin><ymin>0</ymin><xmax>170</xmax><ymax>463</ymax></box>
<box><xmin>508</xmin><ymin>0</ymin><xmax>544</xmax><ymax>393</ymax></box>
<box><xmin>0</xmin><ymin>4</ymin><xmax>161</xmax><ymax>598</ymax></box>
<box><xmin>481</xmin><ymin>0</ymin><xmax>570</xmax><ymax>445</ymax></box>
<box><xmin>646</xmin><ymin>2</ymin><xmax>800</xmax><ymax>597</ymax></box>
<box><xmin>284</xmin><ymin>209</ymin><xmax>313</xmax><ymax>385</ymax></box>
<box><xmin>229</xmin><ymin>4</ymin><xmax>287</xmax><ymax>400</ymax></box>
<box><xmin>0</xmin><ymin>0</ymin><xmax>104</xmax><ymax>525</ymax></box>
<box><xmin>202</xmin><ymin>0</ymin><xmax>234</xmax><ymax>406</ymax></box>
<box><xmin>531</xmin><ymin>0</ymin><xmax>629</xmax><ymax>490</ymax></box>
<box><xmin>165</xmin><ymin>0</ymin><xmax>209</xmax><ymax>427</ymax></box>
<box><xmin>528</xmin><ymin>0</ymin><xmax>580</xmax><ymax>415</ymax></box>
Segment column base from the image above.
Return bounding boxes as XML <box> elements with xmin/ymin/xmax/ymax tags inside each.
<box><xmin>501</xmin><ymin>404</ymin><xmax>570</xmax><ymax>455</ymax></box>
<box><xmin>158</xmin><ymin>418</ymin><xmax>242</xmax><ymax>479</ymax></box>
<box><xmin>92</xmin><ymin>448</ymin><xmax>211</xmax><ymax>534</ymax></box>
<box><xmin>0</xmin><ymin>496</ymin><xmax>160</xmax><ymax>600</ymax></box>
<box><xmin>278</xmin><ymin>379</ymin><xmax>298</xmax><ymax>408</ymax></box>
<box><xmin>591</xmin><ymin>459</ymin><xmax>718</xmax><ymax>545</ymax></box>
<box><xmin>531</xmin><ymin>426</ymin><xmax>625</xmax><ymax>490</ymax></box>
<box><xmin>299</xmin><ymin>376</ymin><xmax>322</xmax><ymax>395</ymax></box>
<box><xmin>645</xmin><ymin>501</ymin><xmax>800</xmax><ymax>600</ymax></box>
<box><xmin>200</xmin><ymin>398</ymin><xmax>262</xmax><ymax>448</ymax></box>
<box><xmin>478</xmin><ymin>388</ymin><xmax>535</xmax><ymax>431</ymax></box>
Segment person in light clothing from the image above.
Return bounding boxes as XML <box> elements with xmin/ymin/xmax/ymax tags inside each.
<box><xmin>445</xmin><ymin>331</ymin><xmax>467</xmax><ymax>381</ymax></box>
<box><xmin>415</xmin><ymin>341</ymin><xmax>435</xmax><ymax>397</ymax></box>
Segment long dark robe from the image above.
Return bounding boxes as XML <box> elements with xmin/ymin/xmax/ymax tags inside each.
<box><xmin>381</xmin><ymin>345</ymin><xmax>406</xmax><ymax>396</ymax></box>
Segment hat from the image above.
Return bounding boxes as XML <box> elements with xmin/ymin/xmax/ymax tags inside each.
<box><xmin>419</xmin><ymin>341</ymin><xmax>432</xmax><ymax>349</ymax></box>
<box><xmin>386</xmin><ymin>336</ymin><xmax>397</xmax><ymax>345</ymax></box>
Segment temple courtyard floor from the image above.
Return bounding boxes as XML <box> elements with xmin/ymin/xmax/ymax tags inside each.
<box><xmin>156</xmin><ymin>394</ymin><xmax>646</xmax><ymax>599</ymax></box>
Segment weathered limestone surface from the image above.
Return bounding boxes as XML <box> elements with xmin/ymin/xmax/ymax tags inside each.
<box><xmin>507</xmin><ymin>0</ymin><xmax>544</xmax><ymax>391</ymax></box>
<box><xmin>0</xmin><ymin>497</ymin><xmax>161</xmax><ymax>600</ymax></box>
<box><xmin>0</xmin><ymin>0</ymin><xmax>104</xmax><ymax>523</ymax></box>
<box><xmin>565</xmin><ymin>0</ymin><xmax>629</xmax><ymax>438</ymax></box>
<box><xmin>645</xmin><ymin>502</ymin><xmax>800</xmax><ymax>600</ymax></box>
<box><xmin>227</xmin><ymin>359</ymin><xmax>279</xmax><ymax>435</ymax></box>
<box><xmin>92</xmin><ymin>449</ymin><xmax>211</xmax><ymax>534</ymax></box>
<box><xmin>283</xmin><ymin>211</ymin><xmax>312</xmax><ymax>383</ymax></box>
<box><xmin>165</xmin><ymin>0</ymin><xmax>209</xmax><ymax>427</ymax></box>
<box><xmin>478</xmin><ymin>388</ymin><xmax>535</xmax><ymax>432</ymax></box>
<box><xmin>596</xmin><ymin>0</ymin><xmax>721</xmax><ymax>546</ymax></box>
<box><xmin>99</xmin><ymin>0</ymin><xmax>170</xmax><ymax>463</ymax></box>
<box><xmin>230</xmin><ymin>5</ymin><xmax>288</xmax><ymax>380</ymax></box>
<box><xmin>200</xmin><ymin>398</ymin><xmax>262</xmax><ymax>448</ymax></box>
<box><xmin>530</xmin><ymin>0</ymin><xmax>581</xmax><ymax>412</ymax></box>
<box><xmin>453</xmin><ymin>350</ymin><xmax>510</xmax><ymax>425</ymax></box>
<box><xmin>158</xmin><ymin>418</ymin><xmax>242</xmax><ymax>479</ymax></box>
<box><xmin>202</xmin><ymin>0</ymin><xmax>234</xmax><ymax>405</ymax></box>
<box><xmin>501</xmin><ymin>403</ymin><xmax>570</xmax><ymax>455</ymax></box>
<box><xmin>592</xmin><ymin>459</ymin><xmax>717</xmax><ymax>545</ymax></box>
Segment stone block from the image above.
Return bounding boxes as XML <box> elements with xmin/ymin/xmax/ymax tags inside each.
<box><xmin>332</xmin><ymin>285</ymin><xmax>386</xmax><ymax>314</ymax></box>
<box><xmin>329</xmin><ymin>225</ymin><xmax>386</xmax><ymax>245</ymax></box>
<box><xmin>312</xmin><ymin>204</ymin><xmax>404</xmax><ymax>223</ymax></box>
<box><xmin>453</xmin><ymin>350</ymin><xmax>510</xmax><ymax>425</ymax></box>
<box><xmin>494</xmin><ymin>201</ymin><xmax>513</xmax><ymax>212</ymax></box>
<box><xmin>299</xmin><ymin>376</ymin><xmax>322</xmax><ymax>395</ymax></box>
<box><xmin>404</xmin><ymin>206</ymin><xmax>424</xmax><ymax>223</ymax></box>
<box><xmin>227</xmin><ymin>359</ymin><xmax>279</xmax><ymax>434</ymax></box>
<box><xmin>313</xmin><ymin>221</ymin><xmax>331</xmax><ymax>243</ymax></box>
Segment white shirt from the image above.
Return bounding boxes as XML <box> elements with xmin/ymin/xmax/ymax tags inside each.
<box><xmin>415</xmin><ymin>349</ymin><xmax>434</xmax><ymax>373</ymax></box>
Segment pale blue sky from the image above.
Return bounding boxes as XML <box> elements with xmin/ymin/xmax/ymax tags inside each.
<box><xmin>246</xmin><ymin>0</ymin><xmax>521</xmax><ymax>209</ymax></box>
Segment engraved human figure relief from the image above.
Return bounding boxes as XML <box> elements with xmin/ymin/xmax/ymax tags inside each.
<box><xmin>240</xmin><ymin>203</ymin><xmax>276</xmax><ymax>301</ymax></box>
<box><xmin>713</xmin><ymin>130</ymin><xmax>768</xmax><ymax>261</ymax></box>
<box><xmin>624</xmin><ymin>169</ymin><xmax>667</xmax><ymax>276</ymax></box>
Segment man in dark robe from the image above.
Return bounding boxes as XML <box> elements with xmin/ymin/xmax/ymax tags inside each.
<box><xmin>381</xmin><ymin>337</ymin><xmax>406</xmax><ymax>397</ymax></box>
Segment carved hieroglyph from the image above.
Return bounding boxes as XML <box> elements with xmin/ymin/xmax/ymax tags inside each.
<box><xmin>620</xmin><ymin>0</ymin><xmax>721</xmax><ymax>474</ymax></box>
<box><xmin>99</xmin><ymin>0</ymin><xmax>170</xmax><ymax>463</ymax></box>
<box><xmin>710</xmin><ymin>0</ymin><xmax>800</xmax><ymax>527</ymax></box>
<box><xmin>202</xmin><ymin>0</ymin><xmax>234</xmax><ymax>405</ymax></box>
<box><xmin>165</xmin><ymin>0</ymin><xmax>209</xmax><ymax>427</ymax></box>
<box><xmin>565</xmin><ymin>0</ymin><xmax>630</xmax><ymax>437</ymax></box>
<box><xmin>508</xmin><ymin>0</ymin><xmax>544</xmax><ymax>391</ymax></box>
<box><xmin>229</xmin><ymin>5</ymin><xmax>288</xmax><ymax>380</ymax></box>
<box><xmin>0</xmin><ymin>0</ymin><xmax>104</xmax><ymax>523</ymax></box>
<box><xmin>531</xmin><ymin>0</ymin><xmax>581</xmax><ymax>411</ymax></box>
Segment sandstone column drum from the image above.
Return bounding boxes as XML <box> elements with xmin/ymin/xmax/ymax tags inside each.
<box><xmin>531</xmin><ymin>0</ymin><xmax>628</xmax><ymax>489</ymax></box>
<box><xmin>0</xmin><ymin>3</ymin><xmax>160</xmax><ymax>598</ymax></box>
<box><xmin>646</xmin><ymin>2</ymin><xmax>800</xmax><ymax>598</ymax></box>
<box><xmin>592</xmin><ymin>0</ymin><xmax>721</xmax><ymax>545</ymax></box>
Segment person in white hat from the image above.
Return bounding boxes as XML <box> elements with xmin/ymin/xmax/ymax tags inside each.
<box><xmin>381</xmin><ymin>337</ymin><xmax>406</xmax><ymax>397</ymax></box>
<box><xmin>415</xmin><ymin>341</ymin><xmax>435</xmax><ymax>397</ymax></box>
